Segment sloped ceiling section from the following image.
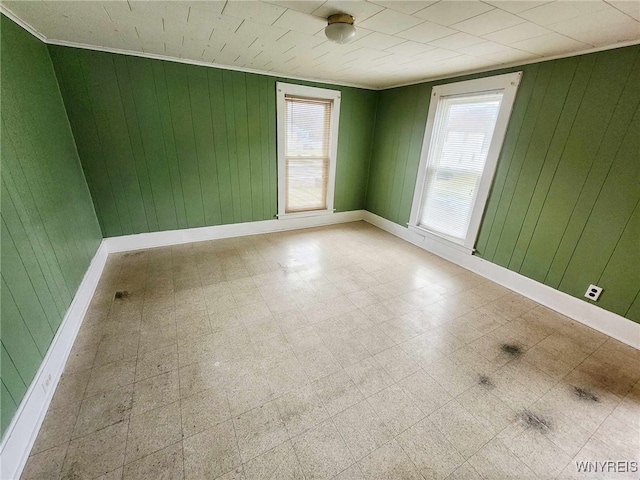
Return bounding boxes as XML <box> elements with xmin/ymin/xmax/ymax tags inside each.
<box><xmin>2</xmin><ymin>0</ymin><xmax>639</xmax><ymax>88</ymax></box>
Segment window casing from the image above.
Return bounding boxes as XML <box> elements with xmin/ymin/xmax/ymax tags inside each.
<box><xmin>409</xmin><ymin>72</ymin><xmax>522</xmax><ymax>254</ymax></box>
<box><xmin>276</xmin><ymin>82</ymin><xmax>340</xmax><ymax>218</ymax></box>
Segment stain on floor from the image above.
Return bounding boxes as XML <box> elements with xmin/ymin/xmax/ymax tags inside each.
<box><xmin>573</xmin><ymin>386</ymin><xmax>600</xmax><ymax>403</ymax></box>
<box><xmin>500</xmin><ymin>343</ymin><xmax>523</xmax><ymax>357</ymax></box>
<box><xmin>519</xmin><ymin>409</ymin><xmax>552</xmax><ymax>433</ymax></box>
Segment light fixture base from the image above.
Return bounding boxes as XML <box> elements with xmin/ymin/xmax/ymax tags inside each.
<box><xmin>327</xmin><ymin>13</ymin><xmax>355</xmax><ymax>25</ymax></box>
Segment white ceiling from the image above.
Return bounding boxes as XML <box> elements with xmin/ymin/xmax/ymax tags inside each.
<box><xmin>2</xmin><ymin>0</ymin><xmax>639</xmax><ymax>89</ymax></box>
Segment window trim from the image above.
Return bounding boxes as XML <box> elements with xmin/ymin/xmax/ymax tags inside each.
<box><xmin>408</xmin><ymin>71</ymin><xmax>522</xmax><ymax>253</ymax></box>
<box><xmin>276</xmin><ymin>82</ymin><xmax>341</xmax><ymax>219</ymax></box>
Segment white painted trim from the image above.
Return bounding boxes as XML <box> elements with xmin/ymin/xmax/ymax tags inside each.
<box><xmin>0</xmin><ymin>4</ymin><xmax>46</xmax><ymax>42</ymax></box>
<box><xmin>409</xmin><ymin>71</ymin><xmax>522</xmax><ymax>251</ymax></box>
<box><xmin>384</xmin><ymin>39</ymin><xmax>640</xmax><ymax>90</ymax></box>
<box><xmin>103</xmin><ymin>210</ymin><xmax>365</xmax><ymax>253</ymax></box>
<box><xmin>0</xmin><ymin>241</ymin><xmax>109</xmax><ymax>480</ymax></box>
<box><xmin>276</xmin><ymin>82</ymin><xmax>341</xmax><ymax>218</ymax></box>
<box><xmin>4</xmin><ymin>3</ymin><xmax>637</xmax><ymax>92</ymax></box>
<box><xmin>363</xmin><ymin>211</ymin><xmax>640</xmax><ymax>350</ymax></box>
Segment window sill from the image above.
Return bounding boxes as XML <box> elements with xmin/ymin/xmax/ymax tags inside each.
<box><xmin>277</xmin><ymin>209</ymin><xmax>335</xmax><ymax>220</ymax></box>
<box><xmin>407</xmin><ymin>224</ymin><xmax>475</xmax><ymax>255</ymax></box>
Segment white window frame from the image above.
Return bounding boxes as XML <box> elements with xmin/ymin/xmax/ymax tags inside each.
<box><xmin>408</xmin><ymin>71</ymin><xmax>522</xmax><ymax>254</ymax></box>
<box><xmin>276</xmin><ymin>82</ymin><xmax>341</xmax><ymax>219</ymax></box>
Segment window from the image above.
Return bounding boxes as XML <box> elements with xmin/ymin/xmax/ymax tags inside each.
<box><xmin>276</xmin><ymin>82</ymin><xmax>340</xmax><ymax>218</ymax></box>
<box><xmin>409</xmin><ymin>72</ymin><xmax>522</xmax><ymax>253</ymax></box>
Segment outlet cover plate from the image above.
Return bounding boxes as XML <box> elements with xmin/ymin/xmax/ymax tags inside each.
<box><xmin>585</xmin><ymin>284</ymin><xmax>603</xmax><ymax>301</ymax></box>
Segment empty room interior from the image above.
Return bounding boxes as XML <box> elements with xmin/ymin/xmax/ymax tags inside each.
<box><xmin>1</xmin><ymin>0</ymin><xmax>640</xmax><ymax>479</ymax></box>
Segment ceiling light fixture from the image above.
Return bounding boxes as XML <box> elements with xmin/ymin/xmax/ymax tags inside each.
<box><xmin>324</xmin><ymin>13</ymin><xmax>356</xmax><ymax>44</ymax></box>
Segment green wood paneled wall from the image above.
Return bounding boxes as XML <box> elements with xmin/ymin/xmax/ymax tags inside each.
<box><xmin>47</xmin><ymin>46</ymin><xmax>378</xmax><ymax>237</ymax></box>
<box><xmin>0</xmin><ymin>15</ymin><xmax>102</xmax><ymax>437</ymax></box>
<box><xmin>366</xmin><ymin>45</ymin><xmax>640</xmax><ymax>322</ymax></box>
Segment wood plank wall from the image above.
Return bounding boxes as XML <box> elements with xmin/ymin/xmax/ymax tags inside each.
<box><xmin>0</xmin><ymin>15</ymin><xmax>102</xmax><ymax>436</ymax></box>
<box><xmin>48</xmin><ymin>46</ymin><xmax>378</xmax><ymax>238</ymax></box>
<box><xmin>366</xmin><ymin>45</ymin><xmax>640</xmax><ymax>322</ymax></box>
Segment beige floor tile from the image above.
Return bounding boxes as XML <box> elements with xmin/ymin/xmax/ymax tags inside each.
<box><xmin>296</xmin><ymin>345</ymin><xmax>341</xmax><ymax>382</ymax></box>
<box><xmin>398</xmin><ymin>370</ymin><xmax>452</xmax><ymax>416</ymax></box>
<box><xmin>399</xmin><ymin>333</ymin><xmax>446</xmax><ymax>366</ymax></box>
<box><xmin>226</xmin><ymin>369</ymin><xmax>275</xmax><ymax>417</ymax></box>
<box><xmin>468</xmin><ymin>437</ymin><xmax>537</xmax><ymax>479</ymax></box>
<box><xmin>323</xmin><ymin>335</ymin><xmax>371</xmax><ymax>368</ymax></box>
<box><xmin>23</xmin><ymin>224</ymin><xmax>640</xmax><ymax>480</ymax></box>
<box><xmin>63</xmin><ymin>421</ymin><xmax>129</xmax><ymax>479</ymax></box>
<box><xmin>378</xmin><ymin>317</ymin><xmax>424</xmax><ymax>343</ymax></box>
<box><xmin>446</xmin><ymin>461</ymin><xmax>482</xmax><ymax>480</ymax></box>
<box><xmin>358</xmin><ymin>439</ymin><xmax>423</xmax><ymax>480</ymax></box>
<box><xmin>424</xmin><ymin>357</ymin><xmax>476</xmax><ymax>397</ymax></box>
<box><xmin>234</xmin><ymin>401</ymin><xmax>289</xmax><ymax>463</ymax></box>
<box><xmin>242</xmin><ymin>440</ymin><xmax>304</xmax><ymax>480</ymax></box>
<box><xmin>138</xmin><ymin>323</ymin><xmax>177</xmax><ymax>355</ymax></box>
<box><xmin>181</xmin><ymin>387</ymin><xmax>230</xmax><ymax>438</ymax></box>
<box><xmin>610</xmin><ymin>380</ymin><xmax>640</xmax><ymax>433</ymax></box>
<box><xmin>345</xmin><ymin>357</ymin><xmax>393</xmax><ymax>398</ymax></box>
<box><xmin>21</xmin><ymin>444</ymin><xmax>68</xmax><ymax>480</ymax></box>
<box><xmin>285</xmin><ymin>326</ymin><xmax>324</xmax><ymax>354</ymax></box>
<box><xmin>125</xmin><ymin>401</ymin><xmax>182</xmax><ymax>464</ymax></box>
<box><xmin>272</xmin><ymin>309</ymin><xmax>309</xmax><ymax>333</ymax></box>
<box><xmin>429</xmin><ymin>400</ymin><xmax>494</xmax><ymax>459</ymax></box>
<box><xmin>183</xmin><ymin>420</ymin><xmax>241</xmax><ymax>480</ymax></box>
<box><xmin>179</xmin><ymin>359</ymin><xmax>227</xmax><ymax>399</ymax></box>
<box><xmin>85</xmin><ymin>358</ymin><xmax>137</xmax><ymax>397</ymax></box>
<box><xmin>131</xmin><ymin>370</ymin><xmax>180</xmax><ymax>416</ymax></box>
<box><xmin>334</xmin><ymin>464</ymin><xmax>365</xmax><ymax>480</ymax></box>
<box><xmin>456</xmin><ymin>385</ymin><xmax>515</xmax><ymax>435</ymax></box>
<box><xmin>122</xmin><ymin>442</ymin><xmax>183</xmax><ymax>480</ymax></box>
<box><xmin>396</xmin><ymin>418</ymin><xmax>465</xmax><ymax>479</ymax></box>
<box><xmin>275</xmin><ymin>385</ymin><xmax>328</xmax><ymax>438</ymax></box>
<box><xmin>94</xmin><ymin>333</ymin><xmax>140</xmax><ymax>367</ymax></box>
<box><xmin>49</xmin><ymin>368</ymin><xmax>92</xmax><ymax>411</ymax></box>
<box><xmin>539</xmin><ymin>377</ymin><xmax>621</xmax><ymax>434</ymax></box>
<box><xmin>95</xmin><ymin>466</ymin><xmax>123</xmax><ymax>479</ymax></box>
<box><xmin>373</xmin><ymin>345</ymin><xmax>420</xmax><ymax>382</ymax></box>
<box><xmin>292</xmin><ymin>420</ymin><xmax>355</xmax><ymax>480</ymax></box>
<box><xmin>31</xmin><ymin>401</ymin><xmax>81</xmax><ymax>455</ymax></box>
<box><xmin>135</xmin><ymin>344</ymin><xmax>178</xmax><ymax>382</ymax></box>
<box><xmin>355</xmin><ymin>325</ymin><xmax>397</xmax><ymax>355</ymax></box>
<box><xmin>368</xmin><ymin>384</ymin><xmax>425</xmax><ymax>436</ymax></box>
<box><xmin>312</xmin><ymin>370</ymin><xmax>364</xmax><ymax>416</ymax></box>
<box><xmin>332</xmin><ymin>400</ymin><xmax>393</xmax><ymax>460</ymax></box>
<box><xmin>497</xmin><ymin>414</ymin><xmax>573</xmax><ymax>478</ymax></box>
<box><xmin>73</xmin><ymin>385</ymin><xmax>133</xmax><ymax>438</ymax></box>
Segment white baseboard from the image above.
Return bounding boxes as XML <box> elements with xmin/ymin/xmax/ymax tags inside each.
<box><xmin>0</xmin><ymin>241</ymin><xmax>108</xmax><ymax>480</ymax></box>
<box><xmin>1</xmin><ymin>210</ymin><xmax>365</xmax><ymax>479</ymax></box>
<box><xmin>363</xmin><ymin>211</ymin><xmax>640</xmax><ymax>350</ymax></box>
<box><xmin>103</xmin><ymin>210</ymin><xmax>366</xmax><ymax>253</ymax></box>
<box><xmin>4</xmin><ymin>208</ymin><xmax>637</xmax><ymax>480</ymax></box>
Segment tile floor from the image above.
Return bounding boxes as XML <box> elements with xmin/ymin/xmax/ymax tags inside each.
<box><xmin>21</xmin><ymin>222</ymin><xmax>640</xmax><ymax>480</ymax></box>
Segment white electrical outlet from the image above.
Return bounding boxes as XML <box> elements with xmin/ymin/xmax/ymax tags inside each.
<box><xmin>585</xmin><ymin>284</ymin><xmax>603</xmax><ymax>301</ymax></box>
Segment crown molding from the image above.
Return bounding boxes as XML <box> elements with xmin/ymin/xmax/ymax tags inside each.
<box><xmin>381</xmin><ymin>39</ymin><xmax>640</xmax><ymax>90</ymax></box>
<box><xmin>45</xmin><ymin>38</ymin><xmax>376</xmax><ymax>90</ymax></box>
<box><xmin>0</xmin><ymin>4</ymin><xmax>46</xmax><ymax>41</ymax></box>
<box><xmin>0</xmin><ymin>4</ymin><xmax>376</xmax><ymax>91</ymax></box>
<box><xmin>2</xmin><ymin>3</ymin><xmax>639</xmax><ymax>92</ymax></box>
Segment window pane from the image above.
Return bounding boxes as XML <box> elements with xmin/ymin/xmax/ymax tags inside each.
<box><xmin>286</xmin><ymin>157</ymin><xmax>328</xmax><ymax>212</ymax></box>
<box><xmin>285</xmin><ymin>97</ymin><xmax>331</xmax><ymax>157</ymax></box>
<box><xmin>284</xmin><ymin>95</ymin><xmax>332</xmax><ymax>213</ymax></box>
<box><xmin>420</xmin><ymin>92</ymin><xmax>503</xmax><ymax>240</ymax></box>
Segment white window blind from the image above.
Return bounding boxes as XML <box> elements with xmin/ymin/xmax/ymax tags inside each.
<box><xmin>418</xmin><ymin>92</ymin><xmax>503</xmax><ymax>241</ymax></box>
<box><xmin>284</xmin><ymin>95</ymin><xmax>332</xmax><ymax>213</ymax></box>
